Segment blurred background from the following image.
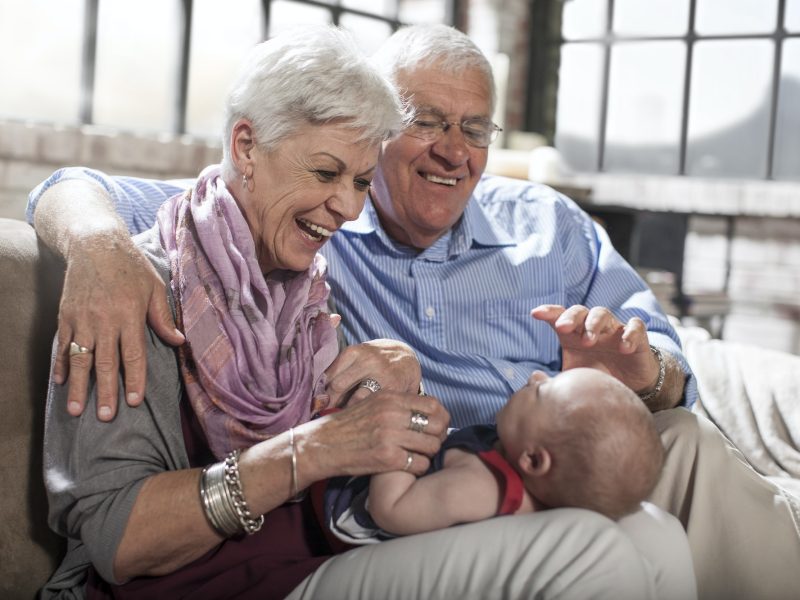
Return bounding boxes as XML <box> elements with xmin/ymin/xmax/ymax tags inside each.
<box><xmin>1</xmin><ymin>0</ymin><xmax>799</xmax><ymax>354</ymax></box>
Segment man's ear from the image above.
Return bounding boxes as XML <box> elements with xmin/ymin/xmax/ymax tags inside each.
<box><xmin>517</xmin><ymin>446</ymin><xmax>552</xmax><ymax>478</ymax></box>
<box><xmin>230</xmin><ymin>118</ymin><xmax>257</xmax><ymax>176</ymax></box>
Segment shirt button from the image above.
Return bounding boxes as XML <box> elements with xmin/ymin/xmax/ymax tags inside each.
<box><xmin>504</xmin><ymin>368</ymin><xmax>515</xmax><ymax>379</ymax></box>
<box><xmin>425</xmin><ymin>306</ymin><xmax>436</xmax><ymax>318</ymax></box>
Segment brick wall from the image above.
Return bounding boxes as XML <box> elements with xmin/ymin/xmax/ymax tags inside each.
<box><xmin>0</xmin><ymin>119</ymin><xmax>222</xmax><ymax>221</ymax></box>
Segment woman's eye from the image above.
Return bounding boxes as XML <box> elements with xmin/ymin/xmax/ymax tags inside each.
<box><xmin>314</xmin><ymin>170</ymin><xmax>337</xmax><ymax>182</ymax></box>
<box><xmin>354</xmin><ymin>178</ymin><xmax>371</xmax><ymax>192</ymax></box>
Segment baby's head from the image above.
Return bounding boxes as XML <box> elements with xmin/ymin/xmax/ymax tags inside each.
<box><xmin>496</xmin><ymin>368</ymin><xmax>664</xmax><ymax>520</ymax></box>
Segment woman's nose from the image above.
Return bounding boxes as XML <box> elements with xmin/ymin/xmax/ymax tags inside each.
<box><xmin>327</xmin><ymin>186</ymin><xmax>366</xmax><ymax>222</ymax></box>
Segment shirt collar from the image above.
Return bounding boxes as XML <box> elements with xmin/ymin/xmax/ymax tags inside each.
<box><xmin>340</xmin><ymin>190</ymin><xmax>515</xmax><ymax>258</ymax></box>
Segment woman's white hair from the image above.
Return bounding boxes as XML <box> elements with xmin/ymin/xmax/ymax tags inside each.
<box><xmin>371</xmin><ymin>24</ymin><xmax>496</xmax><ymax>112</ymax></box>
<box><xmin>221</xmin><ymin>25</ymin><xmax>404</xmax><ymax>178</ymax></box>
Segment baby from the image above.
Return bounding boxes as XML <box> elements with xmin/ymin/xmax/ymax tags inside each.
<box><xmin>366</xmin><ymin>367</ymin><xmax>665</xmax><ymax>537</ymax></box>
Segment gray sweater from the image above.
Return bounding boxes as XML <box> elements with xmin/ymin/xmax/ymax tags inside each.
<box><xmin>41</xmin><ymin>227</ymin><xmax>188</xmax><ymax>598</ymax></box>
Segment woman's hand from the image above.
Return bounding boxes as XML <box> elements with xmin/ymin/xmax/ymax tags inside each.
<box><xmin>323</xmin><ymin>339</ymin><xmax>423</xmax><ymax>407</ymax></box>
<box><xmin>298</xmin><ymin>391</ymin><xmax>450</xmax><ymax>480</ymax></box>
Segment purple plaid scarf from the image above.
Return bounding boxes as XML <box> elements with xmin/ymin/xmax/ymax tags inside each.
<box><xmin>157</xmin><ymin>165</ymin><xmax>339</xmax><ymax>459</ymax></box>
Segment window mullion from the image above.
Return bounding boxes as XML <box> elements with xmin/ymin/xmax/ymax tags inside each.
<box><xmin>766</xmin><ymin>0</ymin><xmax>788</xmax><ymax>179</ymax></box>
<box><xmin>678</xmin><ymin>0</ymin><xmax>698</xmax><ymax>175</ymax></box>
<box><xmin>79</xmin><ymin>0</ymin><xmax>100</xmax><ymax>125</ymax></box>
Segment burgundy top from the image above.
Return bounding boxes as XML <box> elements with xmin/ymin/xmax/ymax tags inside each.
<box><xmin>86</xmin><ymin>398</ymin><xmax>335</xmax><ymax>600</ymax></box>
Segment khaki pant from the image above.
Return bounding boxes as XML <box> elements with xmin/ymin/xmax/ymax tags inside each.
<box><xmin>288</xmin><ymin>503</ymin><xmax>694</xmax><ymax>600</ymax></box>
<box><xmin>651</xmin><ymin>408</ymin><xmax>800</xmax><ymax>600</ymax></box>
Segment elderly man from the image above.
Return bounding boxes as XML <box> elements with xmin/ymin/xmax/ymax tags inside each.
<box><xmin>30</xmin><ymin>25</ymin><xmax>798</xmax><ymax>600</ymax></box>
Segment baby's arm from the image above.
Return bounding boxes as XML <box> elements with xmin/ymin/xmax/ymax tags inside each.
<box><xmin>368</xmin><ymin>449</ymin><xmax>503</xmax><ymax>535</ymax></box>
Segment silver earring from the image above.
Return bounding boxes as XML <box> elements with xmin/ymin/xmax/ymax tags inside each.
<box><xmin>242</xmin><ymin>173</ymin><xmax>248</xmax><ymax>188</ymax></box>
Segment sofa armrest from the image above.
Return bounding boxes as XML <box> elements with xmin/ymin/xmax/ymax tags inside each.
<box><xmin>0</xmin><ymin>218</ymin><xmax>66</xmax><ymax>597</ymax></box>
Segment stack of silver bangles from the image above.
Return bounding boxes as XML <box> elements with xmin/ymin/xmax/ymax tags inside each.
<box><xmin>200</xmin><ymin>449</ymin><xmax>264</xmax><ymax>537</ymax></box>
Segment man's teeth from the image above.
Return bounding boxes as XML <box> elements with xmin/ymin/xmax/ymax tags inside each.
<box><xmin>425</xmin><ymin>174</ymin><xmax>457</xmax><ymax>186</ymax></box>
<box><xmin>298</xmin><ymin>218</ymin><xmax>332</xmax><ymax>237</ymax></box>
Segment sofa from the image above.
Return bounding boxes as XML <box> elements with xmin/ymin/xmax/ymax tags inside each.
<box><xmin>0</xmin><ymin>218</ymin><xmax>65</xmax><ymax>599</ymax></box>
<box><xmin>2</xmin><ymin>215</ymin><xmax>799</xmax><ymax>598</ymax></box>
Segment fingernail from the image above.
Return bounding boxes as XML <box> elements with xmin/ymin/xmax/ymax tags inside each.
<box><xmin>68</xmin><ymin>401</ymin><xmax>81</xmax><ymax>414</ymax></box>
<box><xmin>98</xmin><ymin>406</ymin><xmax>112</xmax><ymax>420</ymax></box>
<box><xmin>127</xmin><ymin>392</ymin><xmax>140</xmax><ymax>405</ymax></box>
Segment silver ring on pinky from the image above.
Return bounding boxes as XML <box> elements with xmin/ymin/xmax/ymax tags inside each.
<box><xmin>403</xmin><ymin>452</ymin><xmax>413</xmax><ymax>472</ymax></box>
<box><xmin>408</xmin><ymin>410</ymin><xmax>429</xmax><ymax>433</ymax></box>
<box><xmin>358</xmin><ymin>377</ymin><xmax>382</xmax><ymax>393</ymax></box>
<box><xmin>69</xmin><ymin>341</ymin><xmax>92</xmax><ymax>357</ymax></box>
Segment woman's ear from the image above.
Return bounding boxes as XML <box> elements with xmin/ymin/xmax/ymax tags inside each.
<box><xmin>518</xmin><ymin>446</ymin><xmax>552</xmax><ymax>478</ymax></box>
<box><xmin>230</xmin><ymin>118</ymin><xmax>257</xmax><ymax>178</ymax></box>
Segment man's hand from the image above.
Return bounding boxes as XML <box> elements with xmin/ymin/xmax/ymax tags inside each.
<box><xmin>54</xmin><ymin>231</ymin><xmax>184</xmax><ymax>420</ymax></box>
<box><xmin>531</xmin><ymin>304</ymin><xmax>659</xmax><ymax>394</ymax></box>
<box><xmin>323</xmin><ymin>339</ymin><xmax>423</xmax><ymax>408</ymax></box>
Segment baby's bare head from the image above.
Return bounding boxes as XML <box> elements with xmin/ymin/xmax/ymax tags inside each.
<box><xmin>525</xmin><ymin>368</ymin><xmax>665</xmax><ymax>519</ymax></box>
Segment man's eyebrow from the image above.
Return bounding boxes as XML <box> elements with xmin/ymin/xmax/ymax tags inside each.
<box><xmin>413</xmin><ymin>104</ymin><xmax>491</xmax><ymax>121</ymax></box>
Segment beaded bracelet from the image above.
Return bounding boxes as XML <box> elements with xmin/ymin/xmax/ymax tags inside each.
<box><xmin>638</xmin><ymin>345</ymin><xmax>666</xmax><ymax>402</ymax></box>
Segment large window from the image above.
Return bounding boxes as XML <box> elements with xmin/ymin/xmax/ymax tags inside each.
<box><xmin>552</xmin><ymin>0</ymin><xmax>800</xmax><ymax>181</ymax></box>
<box><xmin>0</xmin><ymin>0</ymin><xmax>452</xmax><ymax>139</ymax></box>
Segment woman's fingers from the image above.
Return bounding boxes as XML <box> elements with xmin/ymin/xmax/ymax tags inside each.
<box><xmin>324</xmin><ymin>339</ymin><xmax>422</xmax><ymax>406</ymax></box>
<box><xmin>313</xmin><ymin>391</ymin><xmax>449</xmax><ymax>478</ymax></box>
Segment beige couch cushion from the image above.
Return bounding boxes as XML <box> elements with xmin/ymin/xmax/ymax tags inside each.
<box><xmin>0</xmin><ymin>218</ymin><xmax>66</xmax><ymax>598</ymax></box>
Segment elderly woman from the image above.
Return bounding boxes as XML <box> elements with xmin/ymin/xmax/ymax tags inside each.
<box><xmin>41</xmin><ymin>26</ymin><xmax>666</xmax><ymax>600</ymax></box>
<box><xmin>41</xmin><ymin>26</ymin><xmax>444</xmax><ymax>599</ymax></box>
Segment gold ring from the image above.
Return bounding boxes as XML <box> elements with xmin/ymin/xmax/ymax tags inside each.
<box><xmin>69</xmin><ymin>342</ymin><xmax>92</xmax><ymax>357</ymax></box>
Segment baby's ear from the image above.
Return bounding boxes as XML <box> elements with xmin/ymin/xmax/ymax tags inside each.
<box><xmin>518</xmin><ymin>446</ymin><xmax>552</xmax><ymax>478</ymax></box>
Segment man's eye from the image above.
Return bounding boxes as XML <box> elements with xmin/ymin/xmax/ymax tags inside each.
<box><xmin>414</xmin><ymin>119</ymin><xmax>440</xmax><ymax>129</ymax></box>
<box><xmin>354</xmin><ymin>178</ymin><xmax>371</xmax><ymax>192</ymax></box>
<box><xmin>314</xmin><ymin>170</ymin><xmax>337</xmax><ymax>182</ymax></box>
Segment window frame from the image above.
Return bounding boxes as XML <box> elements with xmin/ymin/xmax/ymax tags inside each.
<box><xmin>528</xmin><ymin>0</ymin><xmax>800</xmax><ymax>180</ymax></box>
<box><xmin>77</xmin><ymin>0</ymin><xmax>460</xmax><ymax>135</ymax></box>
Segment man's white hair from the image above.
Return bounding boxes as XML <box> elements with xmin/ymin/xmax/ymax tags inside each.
<box><xmin>221</xmin><ymin>25</ymin><xmax>404</xmax><ymax>178</ymax></box>
<box><xmin>371</xmin><ymin>24</ymin><xmax>496</xmax><ymax>112</ymax></box>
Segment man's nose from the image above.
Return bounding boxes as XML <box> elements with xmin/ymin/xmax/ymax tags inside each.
<box><xmin>430</xmin><ymin>124</ymin><xmax>470</xmax><ymax>166</ymax></box>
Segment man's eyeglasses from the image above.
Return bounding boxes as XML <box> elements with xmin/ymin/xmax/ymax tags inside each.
<box><xmin>405</xmin><ymin>111</ymin><xmax>502</xmax><ymax>148</ymax></box>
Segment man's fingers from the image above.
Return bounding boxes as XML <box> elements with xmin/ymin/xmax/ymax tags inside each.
<box><xmin>53</xmin><ymin>328</ymin><xmax>74</xmax><ymax>387</ymax></box>
<box><xmin>65</xmin><ymin>341</ymin><xmax>94</xmax><ymax>417</ymax></box>
<box><xmin>584</xmin><ymin>307</ymin><xmax>622</xmax><ymax>343</ymax></box>
<box><xmin>147</xmin><ymin>286</ymin><xmax>184</xmax><ymax>346</ymax></box>
<box><xmin>621</xmin><ymin>317</ymin><xmax>649</xmax><ymax>351</ymax></box>
<box><xmin>530</xmin><ymin>304</ymin><xmax>564</xmax><ymax>325</ymax></box>
<box><xmin>120</xmin><ymin>326</ymin><xmax>146</xmax><ymax>407</ymax></box>
<box><xmin>93</xmin><ymin>335</ymin><xmax>120</xmax><ymax>422</ymax></box>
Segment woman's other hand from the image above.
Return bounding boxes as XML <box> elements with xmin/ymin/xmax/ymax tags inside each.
<box><xmin>301</xmin><ymin>391</ymin><xmax>450</xmax><ymax>479</ymax></box>
<box><xmin>323</xmin><ymin>339</ymin><xmax>423</xmax><ymax>407</ymax></box>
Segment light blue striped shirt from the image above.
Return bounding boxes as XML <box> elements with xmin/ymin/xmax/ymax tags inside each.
<box><xmin>29</xmin><ymin>168</ymin><xmax>697</xmax><ymax>426</ymax></box>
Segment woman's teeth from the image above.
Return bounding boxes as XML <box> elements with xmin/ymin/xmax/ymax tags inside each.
<box><xmin>425</xmin><ymin>174</ymin><xmax>457</xmax><ymax>186</ymax></box>
<box><xmin>297</xmin><ymin>218</ymin><xmax>332</xmax><ymax>240</ymax></box>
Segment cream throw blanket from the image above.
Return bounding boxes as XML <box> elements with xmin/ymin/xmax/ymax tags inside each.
<box><xmin>682</xmin><ymin>330</ymin><xmax>800</xmax><ymax>497</ymax></box>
